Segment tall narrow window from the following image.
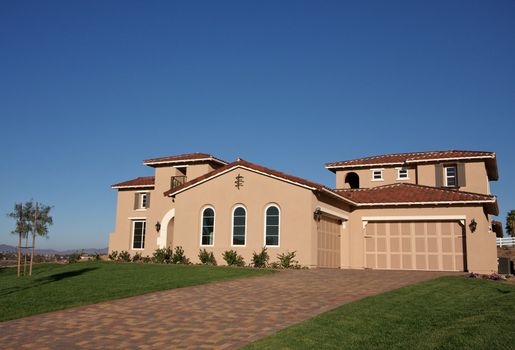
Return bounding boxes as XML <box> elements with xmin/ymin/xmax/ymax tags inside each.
<box><xmin>232</xmin><ymin>206</ymin><xmax>246</xmax><ymax>246</ymax></box>
<box><xmin>201</xmin><ymin>207</ymin><xmax>215</xmax><ymax>245</ymax></box>
<box><xmin>265</xmin><ymin>205</ymin><xmax>280</xmax><ymax>246</ymax></box>
<box><xmin>445</xmin><ymin>166</ymin><xmax>457</xmax><ymax>187</ymax></box>
<box><xmin>140</xmin><ymin>193</ymin><xmax>148</xmax><ymax>208</ymax></box>
<box><xmin>132</xmin><ymin>220</ymin><xmax>146</xmax><ymax>249</ymax></box>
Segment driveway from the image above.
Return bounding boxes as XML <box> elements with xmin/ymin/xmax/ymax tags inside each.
<box><xmin>0</xmin><ymin>269</ymin><xmax>451</xmax><ymax>349</ymax></box>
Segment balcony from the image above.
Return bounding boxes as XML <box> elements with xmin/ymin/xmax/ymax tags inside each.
<box><xmin>171</xmin><ymin>176</ymin><xmax>187</xmax><ymax>189</ymax></box>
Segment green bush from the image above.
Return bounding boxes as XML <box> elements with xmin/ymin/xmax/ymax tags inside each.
<box><xmin>93</xmin><ymin>253</ymin><xmax>101</xmax><ymax>261</ymax></box>
<box><xmin>172</xmin><ymin>246</ymin><xmax>190</xmax><ymax>264</ymax></box>
<box><xmin>277</xmin><ymin>251</ymin><xmax>300</xmax><ymax>269</ymax></box>
<box><xmin>68</xmin><ymin>251</ymin><xmax>82</xmax><ymax>264</ymax></box>
<box><xmin>222</xmin><ymin>250</ymin><xmax>245</xmax><ymax>267</ymax></box>
<box><xmin>252</xmin><ymin>246</ymin><xmax>269</xmax><ymax>268</ymax></box>
<box><xmin>118</xmin><ymin>250</ymin><xmax>131</xmax><ymax>262</ymax></box>
<box><xmin>198</xmin><ymin>249</ymin><xmax>217</xmax><ymax>265</ymax></box>
<box><xmin>141</xmin><ymin>256</ymin><xmax>151</xmax><ymax>263</ymax></box>
<box><xmin>153</xmin><ymin>247</ymin><xmax>173</xmax><ymax>264</ymax></box>
<box><xmin>108</xmin><ymin>250</ymin><xmax>118</xmax><ymax>261</ymax></box>
<box><xmin>132</xmin><ymin>252</ymin><xmax>142</xmax><ymax>263</ymax></box>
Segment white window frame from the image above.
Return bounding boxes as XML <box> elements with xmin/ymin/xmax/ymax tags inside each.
<box><xmin>445</xmin><ymin>166</ymin><xmax>457</xmax><ymax>187</ymax></box>
<box><xmin>231</xmin><ymin>205</ymin><xmax>247</xmax><ymax>247</ymax></box>
<box><xmin>371</xmin><ymin>168</ymin><xmax>384</xmax><ymax>181</ymax></box>
<box><xmin>396</xmin><ymin>167</ymin><xmax>409</xmax><ymax>180</ymax></box>
<box><xmin>140</xmin><ymin>193</ymin><xmax>148</xmax><ymax>209</ymax></box>
<box><xmin>200</xmin><ymin>206</ymin><xmax>215</xmax><ymax>247</ymax></box>
<box><xmin>135</xmin><ymin>191</ymin><xmax>148</xmax><ymax>211</ymax></box>
<box><xmin>131</xmin><ymin>220</ymin><xmax>146</xmax><ymax>250</ymax></box>
<box><xmin>263</xmin><ymin>203</ymin><xmax>280</xmax><ymax>247</ymax></box>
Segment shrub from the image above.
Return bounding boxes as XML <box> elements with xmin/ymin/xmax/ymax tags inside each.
<box><xmin>132</xmin><ymin>252</ymin><xmax>142</xmax><ymax>263</ymax></box>
<box><xmin>118</xmin><ymin>250</ymin><xmax>131</xmax><ymax>262</ymax></box>
<box><xmin>108</xmin><ymin>250</ymin><xmax>118</xmax><ymax>261</ymax></box>
<box><xmin>222</xmin><ymin>250</ymin><xmax>245</xmax><ymax>267</ymax></box>
<box><xmin>93</xmin><ymin>253</ymin><xmax>102</xmax><ymax>261</ymax></box>
<box><xmin>252</xmin><ymin>246</ymin><xmax>269</xmax><ymax>268</ymax></box>
<box><xmin>172</xmin><ymin>246</ymin><xmax>190</xmax><ymax>264</ymax></box>
<box><xmin>68</xmin><ymin>251</ymin><xmax>82</xmax><ymax>264</ymax></box>
<box><xmin>153</xmin><ymin>247</ymin><xmax>173</xmax><ymax>264</ymax></box>
<box><xmin>141</xmin><ymin>256</ymin><xmax>152</xmax><ymax>263</ymax></box>
<box><xmin>277</xmin><ymin>251</ymin><xmax>300</xmax><ymax>269</ymax></box>
<box><xmin>198</xmin><ymin>249</ymin><xmax>217</xmax><ymax>265</ymax></box>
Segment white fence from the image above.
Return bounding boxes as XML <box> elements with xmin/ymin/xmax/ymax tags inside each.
<box><xmin>497</xmin><ymin>237</ymin><xmax>515</xmax><ymax>247</ymax></box>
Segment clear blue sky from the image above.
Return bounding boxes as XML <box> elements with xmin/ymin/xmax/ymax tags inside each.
<box><xmin>1</xmin><ymin>0</ymin><xmax>514</xmax><ymax>249</ymax></box>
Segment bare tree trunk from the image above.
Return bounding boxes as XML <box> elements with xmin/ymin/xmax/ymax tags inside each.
<box><xmin>17</xmin><ymin>206</ymin><xmax>22</xmax><ymax>277</ymax></box>
<box><xmin>23</xmin><ymin>233</ymin><xmax>29</xmax><ymax>276</ymax></box>
<box><xmin>29</xmin><ymin>203</ymin><xmax>38</xmax><ymax>277</ymax></box>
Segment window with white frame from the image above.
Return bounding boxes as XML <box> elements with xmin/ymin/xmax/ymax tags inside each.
<box><xmin>232</xmin><ymin>206</ymin><xmax>246</xmax><ymax>246</ymax></box>
<box><xmin>445</xmin><ymin>166</ymin><xmax>457</xmax><ymax>187</ymax></box>
<box><xmin>132</xmin><ymin>220</ymin><xmax>146</xmax><ymax>249</ymax></box>
<box><xmin>265</xmin><ymin>205</ymin><xmax>280</xmax><ymax>246</ymax></box>
<box><xmin>397</xmin><ymin>168</ymin><xmax>409</xmax><ymax>180</ymax></box>
<box><xmin>140</xmin><ymin>193</ymin><xmax>148</xmax><ymax>208</ymax></box>
<box><xmin>201</xmin><ymin>207</ymin><xmax>215</xmax><ymax>246</ymax></box>
<box><xmin>371</xmin><ymin>169</ymin><xmax>384</xmax><ymax>181</ymax></box>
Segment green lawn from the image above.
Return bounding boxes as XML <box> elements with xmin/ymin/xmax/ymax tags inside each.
<box><xmin>244</xmin><ymin>276</ymin><xmax>515</xmax><ymax>350</ymax></box>
<box><xmin>0</xmin><ymin>261</ymin><xmax>273</xmax><ymax>322</ymax></box>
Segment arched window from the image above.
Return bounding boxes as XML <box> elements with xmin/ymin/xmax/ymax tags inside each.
<box><xmin>232</xmin><ymin>206</ymin><xmax>246</xmax><ymax>246</ymax></box>
<box><xmin>264</xmin><ymin>205</ymin><xmax>280</xmax><ymax>246</ymax></box>
<box><xmin>201</xmin><ymin>207</ymin><xmax>215</xmax><ymax>246</ymax></box>
<box><xmin>345</xmin><ymin>172</ymin><xmax>360</xmax><ymax>189</ymax></box>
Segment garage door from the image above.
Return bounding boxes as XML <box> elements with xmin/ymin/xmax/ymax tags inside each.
<box><xmin>317</xmin><ymin>216</ymin><xmax>341</xmax><ymax>268</ymax></box>
<box><xmin>364</xmin><ymin>221</ymin><xmax>466</xmax><ymax>271</ymax></box>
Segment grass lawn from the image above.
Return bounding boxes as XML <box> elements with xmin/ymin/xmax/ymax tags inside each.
<box><xmin>0</xmin><ymin>261</ymin><xmax>273</xmax><ymax>322</ymax></box>
<box><xmin>244</xmin><ymin>276</ymin><xmax>515</xmax><ymax>350</ymax></box>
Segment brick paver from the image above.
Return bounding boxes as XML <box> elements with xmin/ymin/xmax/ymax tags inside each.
<box><xmin>0</xmin><ymin>269</ymin><xmax>452</xmax><ymax>349</ymax></box>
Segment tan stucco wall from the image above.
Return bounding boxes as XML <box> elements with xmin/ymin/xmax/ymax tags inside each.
<box><xmin>109</xmin><ymin>163</ymin><xmax>219</xmax><ymax>256</ymax></box>
<box><xmin>335</xmin><ymin>167</ymin><xmax>416</xmax><ymax>189</ymax></box>
<box><xmin>345</xmin><ymin>206</ymin><xmax>497</xmax><ymax>274</ymax></box>
<box><xmin>417</xmin><ymin>161</ymin><xmax>489</xmax><ymax>194</ymax></box>
<box><xmin>172</xmin><ymin>168</ymin><xmax>320</xmax><ymax>267</ymax></box>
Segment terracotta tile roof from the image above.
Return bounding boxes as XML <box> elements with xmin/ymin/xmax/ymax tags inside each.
<box><xmin>112</xmin><ymin>176</ymin><xmax>155</xmax><ymax>189</ymax></box>
<box><xmin>143</xmin><ymin>153</ymin><xmax>227</xmax><ymax>166</ymax></box>
<box><xmin>326</xmin><ymin>150</ymin><xmax>495</xmax><ymax>169</ymax></box>
<box><xmin>164</xmin><ymin>159</ymin><xmax>351</xmax><ymax>203</ymax></box>
<box><xmin>333</xmin><ymin>183</ymin><xmax>497</xmax><ymax>213</ymax></box>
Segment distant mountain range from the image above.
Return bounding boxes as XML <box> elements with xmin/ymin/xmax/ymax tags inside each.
<box><xmin>0</xmin><ymin>244</ymin><xmax>108</xmax><ymax>255</ymax></box>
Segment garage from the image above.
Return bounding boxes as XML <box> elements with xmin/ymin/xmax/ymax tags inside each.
<box><xmin>364</xmin><ymin>220</ymin><xmax>466</xmax><ymax>271</ymax></box>
<box><xmin>317</xmin><ymin>216</ymin><xmax>341</xmax><ymax>268</ymax></box>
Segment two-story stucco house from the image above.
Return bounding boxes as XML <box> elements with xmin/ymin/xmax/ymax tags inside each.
<box><xmin>109</xmin><ymin>150</ymin><xmax>499</xmax><ymax>274</ymax></box>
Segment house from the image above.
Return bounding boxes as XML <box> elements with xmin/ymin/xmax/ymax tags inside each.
<box><xmin>109</xmin><ymin>150</ymin><xmax>499</xmax><ymax>273</ymax></box>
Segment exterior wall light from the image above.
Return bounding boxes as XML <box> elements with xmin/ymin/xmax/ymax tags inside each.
<box><xmin>314</xmin><ymin>208</ymin><xmax>322</xmax><ymax>222</ymax></box>
<box><xmin>469</xmin><ymin>219</ymin><xmax>477</xmax><ymax>233</ymax></box>
<box><xmin>155</xmin><ymin>221</ymin><xmax>161</xmax><ymax>232</ymax></box>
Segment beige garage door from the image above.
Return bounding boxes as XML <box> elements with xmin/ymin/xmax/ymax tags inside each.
<box><xmin>317</xmin><ymin>216</ymin><xmax>341</xmax><ymax>268</ymax></box>
<box><xmin>365</xmin><ymin>221</ymin><xmax>466</xmax><ymax>271</ymax></box>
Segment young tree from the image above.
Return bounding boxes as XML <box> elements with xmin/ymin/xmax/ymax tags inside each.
<box><xmin>29</xmin><ymin>203</ymin><xmax>53</xmax><ymax>276</ymax></box>
<box><xmin>506</xmin><ymin>210</ymin><xmax>515</xmax><ymax>238</ymax></box>
<box><xmin>7</xmin><ymin>201</ymin><xmax>53</xmax><ymax>277</ymax></box>
<box><xmin>7</xmin><ymin>202</ymin><xmax>32</xmax><ymax>277</ymax></box>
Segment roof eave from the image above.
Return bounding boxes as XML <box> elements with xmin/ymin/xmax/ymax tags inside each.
<box><xmin>144</xmin><ymin>157</ymin><xmax>228</xmax><ymax>167</ymax></box>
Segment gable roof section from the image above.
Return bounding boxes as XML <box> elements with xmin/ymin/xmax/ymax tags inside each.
<box><xmin>164</xmin><ymin>159</ymin><xmax>355</xmax><ymax>205</ymax></box>
<box><xmin>143</xmin><ymin>153</ymin><xmax>227</xmax><ymax>167</ymax></box>
<box><xmin>333</xmin><ymin>183</ymin><xmax>498</xmax><ymax>214</ymax></box>
<box><xmin>326</xmin><ymin>150</ymin><xmax>498</xmax><ymax>180</ymax></box>
<box><xmin>112</xmin><ymin>176</ymin><xmax>155</xmax><ymax>189</ymax></box>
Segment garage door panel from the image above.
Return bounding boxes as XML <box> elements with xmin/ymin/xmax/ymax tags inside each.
<box><xmin>317</xmin><ymin>216</ymin><xmax>341</xmax><ymax>268</ymax></box>
<box><xmin>365</xmin><ymin>220</ymin><xmax>466</xmax><ymax>272</ymax></box>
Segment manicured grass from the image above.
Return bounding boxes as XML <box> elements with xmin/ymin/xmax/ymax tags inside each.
<box><xmin>0</xmin><ymin>261</ymin><xmax>274</xmax><ymax>322</ymax></box>
<box><xmin>244</xmin><ymin>276</ymin><xmax>515</xmax><ymax>350</ymax></box>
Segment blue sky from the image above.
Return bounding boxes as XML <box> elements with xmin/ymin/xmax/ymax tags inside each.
<box><xmin>1</xmin><ymin>0</ymin><xmax>514</xmax><ymax>249</ymax></box>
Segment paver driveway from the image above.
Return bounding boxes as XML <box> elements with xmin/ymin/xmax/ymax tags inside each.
<box><xmin>0</xmin><ymin>269</ymin><xmax>451</xmax><ymax>349</ymax></box>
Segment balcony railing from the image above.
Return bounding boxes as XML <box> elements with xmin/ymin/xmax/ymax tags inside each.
<box><xmin>171</xmin><ymin>176</ymin><xmax>187</xmax><ymax>189</ymax></box>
